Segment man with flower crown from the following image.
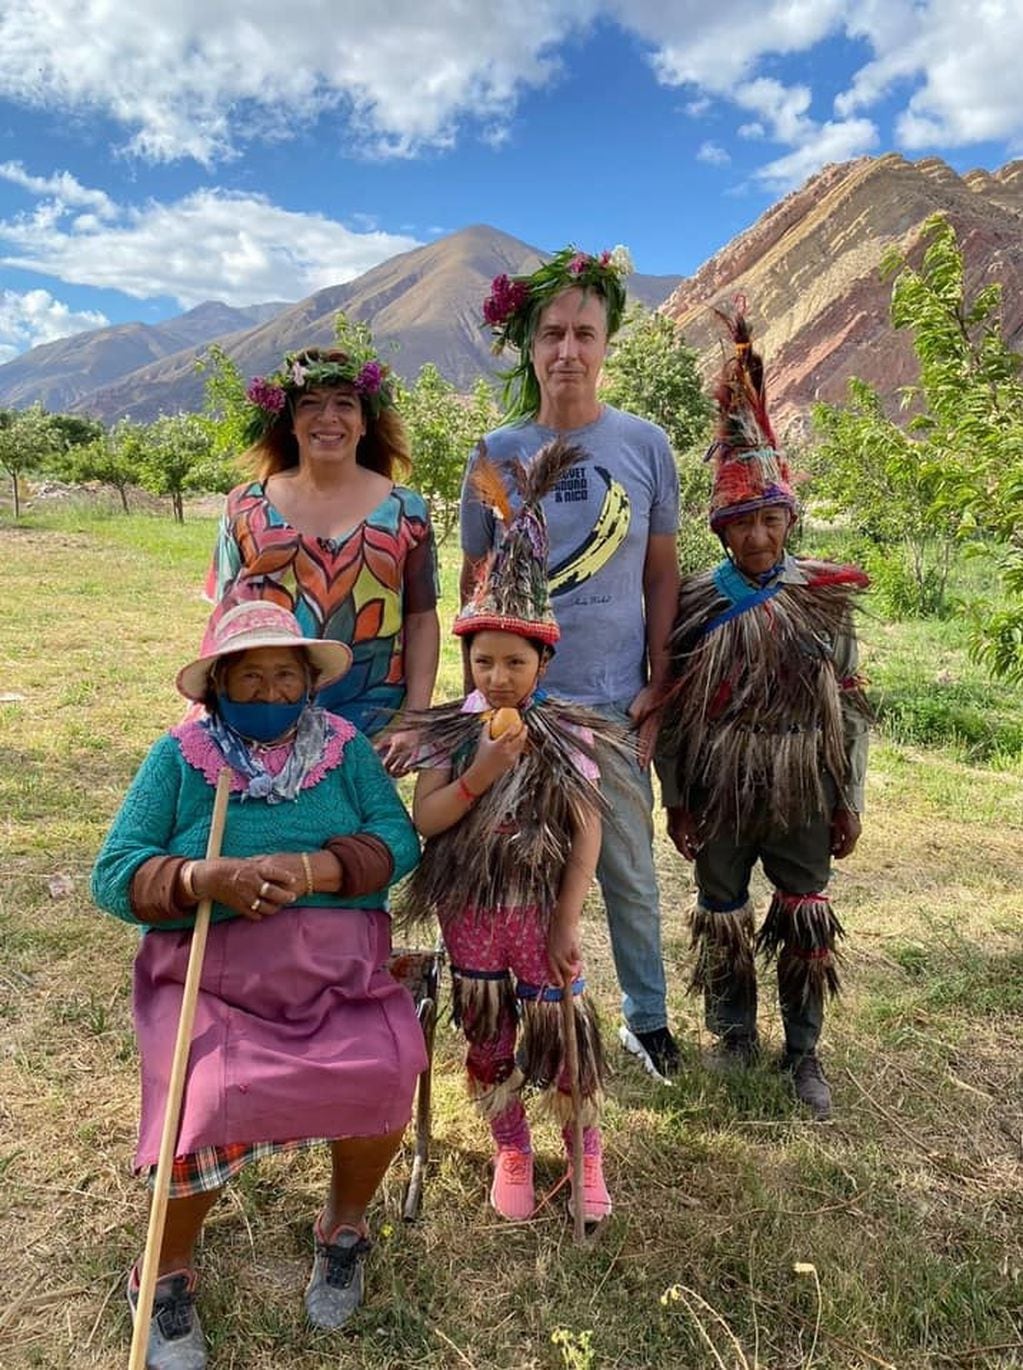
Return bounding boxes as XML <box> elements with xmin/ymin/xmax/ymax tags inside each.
<box><xmin>460</xmin><ymin>246</ymin><xmax>682</xmax><ymax>1082</ymax></box>
<box><xmin>654</xmin><ymin>308</ymin><xmax>871</xmax><ymax>1119</ymax></box>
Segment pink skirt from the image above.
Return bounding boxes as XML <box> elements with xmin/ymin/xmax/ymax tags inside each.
<box><xmin>132</xmin><ymin>905</ymin><xmax>427</xmax><ymax>1168</ymax></box>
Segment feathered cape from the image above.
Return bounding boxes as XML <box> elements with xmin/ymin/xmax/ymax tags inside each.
<box><xmin>658</xmin><ymin>557</ymin><xmax>870</xmax><ymax>840</ymax></box>
<box><xmin>396</xmin><ymin>693</ymin><xmax>633</xmax><ymax>933</ymax></box>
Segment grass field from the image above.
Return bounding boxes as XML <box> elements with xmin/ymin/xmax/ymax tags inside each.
<box><xmin>1</xmin><ymin>504</ymin><xmax>1021</xmax><ymax>1369</ymax></box>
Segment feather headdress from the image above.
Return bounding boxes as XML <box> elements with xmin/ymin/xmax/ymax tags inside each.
<box><xmin>454</xmin><ymin>436</ymin><xmax>583</xmax><ymax>645</ymax></box>
<box><xmin>706</xmin><ymin>303</ymin><xmax>797</xmax><ymax>532</ymax></box>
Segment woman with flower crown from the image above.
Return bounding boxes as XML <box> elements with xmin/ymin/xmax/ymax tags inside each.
<box><xmin>207</xmin><ymin>344</ymin><xmax>440</xmax><ymax>774</ymax></box>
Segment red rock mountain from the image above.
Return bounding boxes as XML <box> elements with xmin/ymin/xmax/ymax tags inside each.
<box><xmin>661</xmin><ymin>153</ymin><xmax>1023</xmax><ymax>437</ymax></box>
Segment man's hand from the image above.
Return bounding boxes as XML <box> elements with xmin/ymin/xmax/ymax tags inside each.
<box><xmin>830</xmin><ymin>807</ymin><xmax>861</xmax><ymax>859</ymax></box>
<box><xmin>628</xmin><ymin>684</ymin><xmax>662</xmax><ymax>769</ymax></box>
<box><xmin>665</xmin><ymin>806</ymin><xmax>702</xmax><ymax>861</ymax></box>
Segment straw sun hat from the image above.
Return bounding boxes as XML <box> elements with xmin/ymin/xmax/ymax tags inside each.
<box><xmin>176</xmin><ymin>601</ymin><xmax>352</xmax><ymax>703</ymax></box>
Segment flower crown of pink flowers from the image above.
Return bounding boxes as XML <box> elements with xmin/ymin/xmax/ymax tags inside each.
<box><xmin>483</xmin><ymin>244</ymin><xmax>632</xmax><ymax>349</ymax></box>
<box><xmin>241</xmin><ymin>347</ymin><xmax>396</xmax><ymax>446</ymax></box>
<box><xmin>482</xmin><ymin>244</ymin><xmax>633</xmax><ymax>421</ymax></box>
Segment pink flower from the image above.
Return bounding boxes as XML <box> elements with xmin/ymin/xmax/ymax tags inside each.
<box><xmin>356</xmin><ymin>360</ymin><xmax>384</xmax><ymax>395</ymax></box>
<box><xmin>599</xmin><ymin>250</ymin><xmax>612</xmax><ymax>266</ymax></box>
<box><xmin>483</xmin><ymin>274</ymin><xmax>530</xmax><ymax>326</ymax></box>
<box><xmin>246</xmin><ymin>378</ymin><xmax>287</xmax><ymax>413</ymax></box>
<box><xmin>568</xmin><ymin>252</ymin><xmax>590</xmax><ymax>276</ymax></box>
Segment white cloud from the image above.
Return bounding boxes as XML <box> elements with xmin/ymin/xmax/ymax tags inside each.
<box><xmin>841</xmin><ymin>0</ymin><xmax>1023</xmax><ymax>148</ymax></box>
<box><xmin>697</xmin><ymin>141</ymin><xmax>730</xmax><ymax>166</ymax></box>
<box><xmin>618</xmin><ymin>1</ymin><xmax>1023</xmax><ymax>184</ymax></box>
<box><xmin>0</xmin><ymin>1</ymin><xmax>599</xmax><ymax>164</ymax></box>
<box><xmin>754</xmin><ymin>118</ymin><xmax>879</xmax><ymax>191</ymax></box>
<box><xmin>0</xmin><ymin>288</ymin><xmax>109</xmax><ymax>361</ymax></box>
<box><xmin>0</xmin><ymin>176</ymin><xmax>422</xmax><ymax>308</ymax></box>
<box><xmin>0</xmin><ymin>161</ymin><xmax>118</xmax><ymax>217</ymax></box>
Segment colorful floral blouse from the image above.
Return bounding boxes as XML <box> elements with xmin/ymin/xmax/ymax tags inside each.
<box><xmin>207</xmin><ymin>481</ymin><xmax>439</xmax><ymax>736</ymax></box>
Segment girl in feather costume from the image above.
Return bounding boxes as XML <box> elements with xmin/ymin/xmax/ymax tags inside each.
<box><xmin>655</xmin><ymin>307</ymin><xmax>871</xmax><ymax>1120</ymax></box>
<box><xmin>398</xmin><ymin>438</ymin><xmax>629</xmax><ymax>1223</ymax></box>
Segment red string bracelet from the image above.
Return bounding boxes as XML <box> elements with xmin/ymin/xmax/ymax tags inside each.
<box><xmin>457</xmin><ymin>775</ymin><xmax>478</xmax><ymax>806</ymax></box>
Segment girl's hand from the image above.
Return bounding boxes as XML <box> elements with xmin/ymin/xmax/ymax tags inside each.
<box><xmin>464</xmin><ymin>721</ymin><xmax>529</xmax><ymax>792</ymax></box>
<box><xmin>547</xmin><ymin>918</ymin><xmax>582</xmax><ymax>988</ymax></box>
<box><xmin>193</xmin><ymin>856</ymin><xmax>299</xmax><ymax>921</ymax></box>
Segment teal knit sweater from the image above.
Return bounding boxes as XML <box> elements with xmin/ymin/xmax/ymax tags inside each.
<box><xmin>91</xmin><ymin>725</ymin><xmax>420</xmax><ymax>932</ymax></box>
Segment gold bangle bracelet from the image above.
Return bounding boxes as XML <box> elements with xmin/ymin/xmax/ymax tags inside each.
<box><xmin>300</xmin><ymin>851</ymin><xmax>314</xmax><ymax>897</ymax></box>
<box><xmin>181</xmin><ymin>860</ymin><xmax>198</xmax><ymax>901</ymax></box>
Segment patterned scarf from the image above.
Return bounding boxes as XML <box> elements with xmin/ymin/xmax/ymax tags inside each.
<box><xmin>202</xmin><ymin>705</ymin><xmax>330</xmax><ymax>804</ymax></box>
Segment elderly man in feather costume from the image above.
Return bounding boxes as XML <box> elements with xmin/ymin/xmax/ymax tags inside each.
<box><xmin>655</xmin><ymin>309</ymin><xmax>870</xmax><ymax>1120</ymax></box>
<box><xmin>399</xmin><ymin>438</ymin><xmax>630</xmax><ymax>1223</ymax></box>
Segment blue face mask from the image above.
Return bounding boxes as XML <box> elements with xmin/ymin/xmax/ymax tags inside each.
<box><xmin>216</xmin><ymin>693</ymin><xmax>308</xmax><ymax>743</ymax></box>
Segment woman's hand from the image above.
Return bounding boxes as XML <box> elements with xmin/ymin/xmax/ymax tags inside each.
<box><xmin>375</xmin><ymin>728</ymin><xmax>418</xmax><ymax>778</ymax></box>
<box><xmin>193</xmin><ymin>855</ymin><xmax>300</xmax><ymax>921</ymax></box>
<box><xmin>464</xmin><ymin>721</ymin><xmax>528</xmax><ymax>793</ymax></box>
<box><xmin>547</xmin><ymin>917</ymin><xmax>582</xmax><ymax>989</ymax></box>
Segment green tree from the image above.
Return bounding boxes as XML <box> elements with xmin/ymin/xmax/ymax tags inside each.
<box><xmin>136</xmin><ymin>413</ymin><xmax>215</xmax><ymax>522</ymax></box>
<box><xmin>600</xmin><ymin>308</ymin><xmax>712</xmax><ymax>455</ymax></box>
<box><xmin>811</xmin><ymin>377</ymin><xmax>964</xmax><ymax>615</ymax></box>
<box><xmin>0</xmin><ymin>405</ymin><xmax>59</xmax><ymax>518</ymax></box>
<box><xmin>601</xmin><ymin>308</ymin><xmax>717</xmax><ymax>572</ymax></box>
<box><xmin>813</xmin><ymin>213</ymin><xmax>1023</xmax><ymax>649</ymax></box>
<box><xmin>401</xmin><ymin>365</ymin><xmax>499</xmax><ymax>541</ymax></box>
<box><xmin>196</xmin><ymin>344</ymin><xmax>251</xmax><ymax>472</ymax></box>
<box><xmin>48</xmin><ymin>420</ymin><xmax>145</xmax><ymax>513</ymax></box>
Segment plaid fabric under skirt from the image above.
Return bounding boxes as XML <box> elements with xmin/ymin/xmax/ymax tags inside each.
<box><xmin>148</xmin><ymin>1136</ymin><xmax>330</xmax><ymax>1198</ymax></box>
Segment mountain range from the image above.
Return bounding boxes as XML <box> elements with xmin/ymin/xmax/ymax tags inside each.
<box><xmin>2</xmin><ymin>154</ymin><xmax>1022</xmax><ymax>430</ymax></box>
<box><xmin>0</xmin><ymin>227</ymin><xmax>678</xmax><ymax>423</ymax></box>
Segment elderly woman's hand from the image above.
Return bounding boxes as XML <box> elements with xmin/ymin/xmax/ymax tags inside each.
<box><xmin>193</xmin><ymin>856</ymin><xmax>300</xmax><ymax>921</ymax></box>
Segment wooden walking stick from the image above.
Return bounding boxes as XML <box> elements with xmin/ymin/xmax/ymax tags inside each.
<box><xmin>129</xmin><ymin>767</ymin><xmax>232</xmax><ymax>1370</ymax></box>
<box><xmin>561</xmin><ymin>986</ymin><xmax>587</xmax><ymax>1244</ymax></box>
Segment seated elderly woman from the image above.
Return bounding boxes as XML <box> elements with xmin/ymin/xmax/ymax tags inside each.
<box><xmin>91</xmin><ymin>599</ymin><xmax>424</xmax><ymax>1370</ymax></box>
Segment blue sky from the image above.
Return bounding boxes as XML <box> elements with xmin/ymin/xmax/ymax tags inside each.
<box><xmin>1</xmin><ymin>1</ymin><xmax>1021</xmax><ymax>363</ymax></box>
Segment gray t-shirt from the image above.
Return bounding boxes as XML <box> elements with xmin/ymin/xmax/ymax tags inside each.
<box><xmin>459</xmin><ymin>406</ymin><xmax>679</xmax><ymax>706</ymax></box>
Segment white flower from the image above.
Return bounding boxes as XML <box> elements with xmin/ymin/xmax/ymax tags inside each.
<box><xmin>290</xmin><ymin>361</ymin><xmax>307</xmax><ymax>386</ymax></box>
<box><xmin>609</xmin><ymin>244</ymin><xmax>633</xmax><ymax>278</ymax></box>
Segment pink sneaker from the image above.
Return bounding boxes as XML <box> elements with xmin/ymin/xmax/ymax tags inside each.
<box><xmin>490</xmin><ymin>1148</ymin><xmax>535</xmax><ymax>1221</ymax></box>
<box><xmin>567</xmin><ymin>1152</ymin><xmax>613</xmax><ymax>1223</ymax></box>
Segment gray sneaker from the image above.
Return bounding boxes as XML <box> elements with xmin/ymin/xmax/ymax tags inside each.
<box><xmin>126</xmin><ymin>1266</ymin><xmax>206</xmax><ymax>1370</ymax></box>
<box><xmin>304</xmin><ymin>1219</ymin><xmax>371</xmax><ymax>1330</ymax></box>
<box><xmin>781</xmin><ymin>1052</ymin><xmax>832</xmax><ymax>1119</ymax></box>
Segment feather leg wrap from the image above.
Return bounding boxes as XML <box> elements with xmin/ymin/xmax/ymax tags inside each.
<box><xmin>466</xmin><ymin>1066</ymin><xmax>526</xmax><ymax>1122</ymax></box>
<box><xmin>756</xmin><ymin>889</ymin><xmax>845</xmax><ymax>1001</ymax></box>
<box><xmin>451</xmin><ymin>967</ymin><xmax>518</xmax><ymax>1046</ymax></box>
<box><xmin>688</xmin><ymin>898</ymin><xmax>757</xmax><ymax>998</ymax></box>
<box><xmin>517</xmin><ymin>984</ymin><xmax>604</xmax><ymax>1126</ymax></box>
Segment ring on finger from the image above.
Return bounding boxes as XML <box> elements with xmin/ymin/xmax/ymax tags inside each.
<box><xmin>259</xmin><ymin>880</ymin><xmax>270</xmax><ymax>898</ymax></box>
<box><xmin>250</xmin><ymin>897</ymin><xmax>261</xmax><ymax>912</ymax></box>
